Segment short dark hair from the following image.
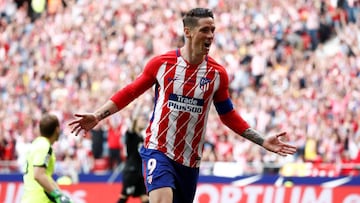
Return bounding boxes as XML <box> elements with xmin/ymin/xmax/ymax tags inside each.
<box><xmin>39</xmin><ymin>114</ymin><xmax>59</xmax><ymax>138</ymax></box>
<box><xmin>182</xmin><ymin>8</ymin><xmax>214</xmax><ymax>28</ymax></box>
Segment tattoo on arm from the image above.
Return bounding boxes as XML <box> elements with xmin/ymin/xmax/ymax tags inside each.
<box><xmin>99</xmin><ymin>110</ymin><xmax>111</xmax><ymax>120</ymax></box>
<box><xmin>241</xmin><ymin>128</ymin><xmax>264</xmax><ymax>146</ymax></box>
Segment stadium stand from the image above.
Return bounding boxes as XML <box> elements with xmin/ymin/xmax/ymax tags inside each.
<box><xmin>0</xmin><ymin>0</ymin><xmax>359</xmax><ymax>178</ymax></box>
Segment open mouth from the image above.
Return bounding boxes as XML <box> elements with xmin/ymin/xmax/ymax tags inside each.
<box><xmin>204</xmin><ymin>42</ymin><xmax>211</xmax><ymax>50</ymax></box>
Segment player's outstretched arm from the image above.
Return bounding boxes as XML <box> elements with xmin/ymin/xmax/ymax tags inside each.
<box><xmin>69</xmin><ymin>68</ymin><xmax>156</xmax><ymax>136</ymax></box>
<box><xmin>218</xmin><ymin>108</ymin><xmax>297</xmax><ymax>156</ymax></box>
<box><xmin>69</xmin><ymin>100</ymin><xmax>119</xmax><ymax>136</ymax></box>
<box><xmin>241</xmin><ymin>128</ymin><xmax>297</xmax><ymax>156</ymax></box>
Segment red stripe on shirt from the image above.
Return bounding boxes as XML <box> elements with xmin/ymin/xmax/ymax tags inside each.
<box><xmin>190</xmin><ymin>64</ymin><xmax>217</xmax><ymax>167</ymax></box>
<box><xmin>173</xmin><ymin>65</ymin><xmax>198</xmax><ymax>163</ymax></box>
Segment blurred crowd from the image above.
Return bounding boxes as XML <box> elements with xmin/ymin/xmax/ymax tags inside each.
<box><xmin>1</xmin><ymin>0</ymin><xmax>360</xmax><ymax>180</ymax></box>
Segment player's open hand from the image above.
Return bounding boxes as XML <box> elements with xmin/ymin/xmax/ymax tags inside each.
<box><xmin>68</xmin><ymin>113</ymin><xmax>99</xmax><ymax>136</ymax></box>
<box><xmin>262</xmin><ymin>132</ymin><xmax>297</xmax><ymax>156</ymax></box>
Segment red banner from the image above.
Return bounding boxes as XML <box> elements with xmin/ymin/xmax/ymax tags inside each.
<box><xmin>194</xmin><ymin>184</ymin><xmax>360</xmax><ymax>203</ymax></box>
<box><xmin>1</xmin><ymin>182</ymin><xmax>360</xmax><ymax>203</ymax></box>
<box><xmin>0</xmin><ymin>183</ymin><xmax>138</xmax><ymax>203</ymax></box>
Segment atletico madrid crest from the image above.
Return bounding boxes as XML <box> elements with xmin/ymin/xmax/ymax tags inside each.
<box><xmin>199</xmin><ymin>77</ymin><xmax>211</xmax><ymax>91</ymax></box>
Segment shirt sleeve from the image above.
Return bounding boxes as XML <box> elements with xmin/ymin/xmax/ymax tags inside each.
<box><xmin>212</xmin><ymin>65</ymin><xmax>250</xmax><ymax>135</ymax></box>
<box><xmin>213</xmin><ymin>66</ymin><xmax>231</xmax><ymax>104</ymax></box>
<box><xmin>110</xmin><ymin>57</ymin><xmax>159</xmax><ymax>110</ymax></box>
<box><xmin>219</xmin><ymin>109</ymin><xmax>250</xmax><ymax>136</ymax></box>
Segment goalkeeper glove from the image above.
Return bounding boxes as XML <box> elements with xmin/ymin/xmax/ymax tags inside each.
<box><xmin>49</xmin><ymin>189</ymin><xmax>73</xmax><ymax>203</ymax></box>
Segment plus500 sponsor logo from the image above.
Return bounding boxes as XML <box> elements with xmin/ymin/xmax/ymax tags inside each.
<box><xmin>168</xmin><ymin>94</ymin><xmax>204</xmax><ymax>114</ymax></box>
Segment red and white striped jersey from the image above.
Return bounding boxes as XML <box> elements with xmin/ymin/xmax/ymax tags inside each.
<box><xmin>144</xmin><ymin>49</ymin><xmax>230</xmax><ymax>168</ymax></box>
<box><xmin>111</xmin><ymin>49</ymin><xmax>231</xmax><ymax>168</ymax></box>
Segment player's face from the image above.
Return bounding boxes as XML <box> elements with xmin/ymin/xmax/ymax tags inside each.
<box><xmin>191</xmin><ymin>17</ymin><xmax>215</xmax><ymax>56</ymax></box>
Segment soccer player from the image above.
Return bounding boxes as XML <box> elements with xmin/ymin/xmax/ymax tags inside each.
<box><xmin>117</xmin><ymin>113</ymin><xmax>149</xmax><ymax>203</ymax></box>
<box><xmin>69</xmin><ymin>7</ymin><xmax>297</xmax><ymax>203</ymax></box>
<box><xmin>22</xmin><ymin>114</ymin><xmax>73</xmax><ymax>203</ymax></box>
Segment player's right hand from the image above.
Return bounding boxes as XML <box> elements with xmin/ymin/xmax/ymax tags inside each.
<box><xmin>68</xmin><ymin>113</ymin><xmax>98</xmax><ymax>136</ymax></box>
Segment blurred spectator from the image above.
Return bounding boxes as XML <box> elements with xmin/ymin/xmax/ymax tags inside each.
<box><xmin>215</xmin><ymin>134</ymin><xmax>234</xmax><ymax>162</ymax></box>
<box><xmin>106</xmin><ymin>116</ymin><xmax>124</xmax><ymax>171</ymax></box>
<box><xmin>90</xmin><ymin>126</ymin><xmax>105</xmax><ymax>159</ymax></box>
<box><xmin>0</xmin><ymin>134</ymin><xmax>11</xmax><ymax>161</ymax></box>
<box><xmin>201</xmin><ymin>139</ymin><xmax>217</xmax><ymax>162</ymax></box>
<box><xmin>56</xmin><ymin>149</ymin><xmax>80</xmax><ymax>184</ymax></box>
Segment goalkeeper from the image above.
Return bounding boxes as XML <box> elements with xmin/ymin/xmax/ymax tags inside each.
<box><xmin>21</xmin><ymin>113</ymin><xmax>73</xmax><ymax>203</ymax></box>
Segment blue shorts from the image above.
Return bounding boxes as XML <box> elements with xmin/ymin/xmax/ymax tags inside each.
<box><xmin>140</xmin><ymin>146</ymin><xmax>199</xmax><ymax>203</ymax></box>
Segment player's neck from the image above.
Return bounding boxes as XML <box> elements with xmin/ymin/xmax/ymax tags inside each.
<box><xmin>179</xmin><ymin>47</ymin><xmax>205</xmax><ymax>65</ymax></box>
<box><xmin>48</xmin><ymin>136</ymin><xmax>56</xmax><ymax>145</ymax></box>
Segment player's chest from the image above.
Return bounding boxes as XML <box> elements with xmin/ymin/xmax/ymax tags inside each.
<box><xmin>161</xmin><ymin>67</ymin><xmax>216</xmax><ymax>95</ymax></box>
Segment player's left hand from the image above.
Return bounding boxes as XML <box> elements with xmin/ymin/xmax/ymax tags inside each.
<box><xmin>56</xmin><ymin>194</ymin><xmax>73</xmax><ymax>203</ymax></box>
<box><xmin>48</xmin><ymin>189</ymin><xmax>74</xmax><ymax>203</ymax></box>
<box><xmin>262</xmin><ymin>132</ymin><xmax>297</xmax><ymax>156</ymax></box>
